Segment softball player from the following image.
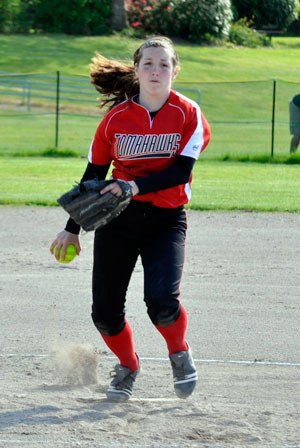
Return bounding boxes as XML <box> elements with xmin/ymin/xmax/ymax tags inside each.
<box><xmin>289</xmin><ymin>93</ymin><xmax>300</xmax><ymax>153</ymax></box>
<box><xmin>51</xmin><ymin>36</ymin><xmax>211</xmax><ymax>402</ymax></box>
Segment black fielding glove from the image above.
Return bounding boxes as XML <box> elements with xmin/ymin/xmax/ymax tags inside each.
<box><xmin>57</xmin><ymin>178</ymin><xmax>133</xmax><ymax>231</ymax></box>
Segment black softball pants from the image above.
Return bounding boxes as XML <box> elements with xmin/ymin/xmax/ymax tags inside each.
<box><xmin>91</xmin><ymin>200</ymin><xmax>187</xmax><ymax>336</ymax></box>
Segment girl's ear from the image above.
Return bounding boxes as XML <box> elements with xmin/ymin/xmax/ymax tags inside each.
<box><xmin>134</xmin><ymin>63</ymin><xmax>139</xmax><ymax>78</ymax></box>
<box><xmin>172</xmin><ymin>66</ymin><xmax>179</xmax><ymax>81</ymax></box>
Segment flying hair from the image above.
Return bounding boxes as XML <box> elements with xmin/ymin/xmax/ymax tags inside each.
<box><xmin>90</xmin><ymin>36</ymin><xmax>179</xmax><ymax>110</ymax></box>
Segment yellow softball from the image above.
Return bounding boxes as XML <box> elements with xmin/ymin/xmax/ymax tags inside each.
<box><xmin>53</xmin><ymin>244</ymin><xmax>77</xmax><ymax>264</ymax></box>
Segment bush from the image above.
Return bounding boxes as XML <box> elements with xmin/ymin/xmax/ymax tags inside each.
<box><xmin>126</xmin><ymin>0</ymin><xmax>233</xmax><ymax>42</ymax></box>
<box><xmin>16</xmin><ymin>0</ymin><xmax>41</xmax><ymax>33</ymax></box>
<box><xmin>229</xmin><ymin>18</ymin><xmax>271</xmax><ymax>47</ymax></box>
<box><xmin>255</xmin><ymin>0</ymin><xmax>298</xmax><ymax>29</ymax></box>
<box><xmin>0</xmin><ymin>0</ymin><xmax>20</xmax><ymax>33</ymax></box>
<box><xmin>288</xmin><ymin>18</ymin><xmax>300</xmax><ymax>35</ymax></box>
<box><xmin>232</xmin><ymin>0</ymin><xmax>298</xmax><ymax>30</ymax></box>
<box><xmin>33</xmin><ymin>0</ymin><xmax>112</xmax><ymax>35</ymax></box>
<box><xmin>126</xmin><ymin>0</ymin><xmax>173</xmax><ymax>36</ymax></box>
<box><xmin>0</xmin><ymin>0</ymin><xmax>112</xmax><ymax>34</ymax></box>
<box><xmin>170</xmin><ymin>0</ymin><xmax>233</xmax><ymax>42</ymax></box>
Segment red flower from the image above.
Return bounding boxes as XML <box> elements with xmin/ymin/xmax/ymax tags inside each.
<box><xmin>145</xmin><ymin>5</ymin><xmax>152</xmax><ymax>11</ymax></box>
<box><xmin>131</xmin><ymin>21</ymin><xmax>142</xmax><ymax>27</ymax></box>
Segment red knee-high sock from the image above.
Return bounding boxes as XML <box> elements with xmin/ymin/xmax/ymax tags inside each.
<box><xmin>101</xmin><ymin>321</ymin><xmax>139</xmax><ymax>372</ymax></box>
<box><xmin>155</xmin><ymin>305</ymin><xmax>189</xmax><ymax>355</ymax></box>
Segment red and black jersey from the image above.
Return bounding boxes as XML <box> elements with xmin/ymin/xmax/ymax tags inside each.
<box><xmin>88</xmin><ymin>90</ymin><xmax>211</xmax><ymax>208</ymax></box>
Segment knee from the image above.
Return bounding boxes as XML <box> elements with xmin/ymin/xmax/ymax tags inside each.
<box><xmin>147</xmin><ymin>302</ymin><xmax>181</xmax><ymax>327</ymax></box>
<box><xmin>91</xmin><ymin>312</ymin><xmax>125</xmax><ymax>336</ymax></box>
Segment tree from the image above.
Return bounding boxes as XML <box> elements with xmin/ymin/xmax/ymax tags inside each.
<box><xmin>111</xmin><ymin>0</ymin><xmax>128</xmax><ymax>30</ymax></box>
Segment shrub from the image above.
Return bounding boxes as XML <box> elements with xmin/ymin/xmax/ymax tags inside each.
<box><xmin>15</xmin><ymin>0</ymin><xmax>41</xmax><ymax>33</ymax></box>
<box><xmin>0</xmin><ymin>0</ymin><xmax>20</xmax><ymax>33</ymax></box>
<box><xmin>0</xmin><ymin>0</ymin><xmax>112</xmax><ymax>34</ymax></box>
<box><xmin>33</xmin><ymin>0</ymin><xmax>112</xmax><ymax>35</ymax></box>
<box><xmin>170</xmin><ymin>0</ymin><xmax>233</xmax><ymax>42</ymax></box>
<box><xmin>232</xmin><ymin>0</ymin><xmax>298</xmax><ymax>30</ymax></box>
<box><xmin>256</xmin><ymin>0</ymin><xmax>298</xmax><ymax>29</ymax></box>
<box><xmin>229</xmin><ymin>18</ymin><xmax>271</xmax><ymax>47</ymax></box>
<box><xmin>126</xmin><ymin>0</ymin><xmax>233</xmax><ymax>42</ymax></box>
<box><xmin>286</xmin><ymin>0</ymin><xmax>300</xmax><ymax>34</ymax></box>
<box><xmin>126</xmin><ymin>0</ymin><xmax>173</xmax><ymax>36</ymax></box>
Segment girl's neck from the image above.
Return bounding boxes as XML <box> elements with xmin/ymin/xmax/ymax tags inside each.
<box><xmin>137</xmin><ymin>92</ymin><xmax>170</xmax><ymax>112</ymax></box>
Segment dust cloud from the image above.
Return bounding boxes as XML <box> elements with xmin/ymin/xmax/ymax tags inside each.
<box><xmin>50</xmin><ymin>343</ymin><xmax>100</xmax><ymax>385</ymax></box>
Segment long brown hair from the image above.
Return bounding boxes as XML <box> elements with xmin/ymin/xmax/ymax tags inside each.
<box><xmin>90</xmin><ymin>36</ymin><xmax>179</xmax><ymax>110</ymax></box>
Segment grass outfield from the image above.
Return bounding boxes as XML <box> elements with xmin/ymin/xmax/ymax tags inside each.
<box><xmin>1</xmin><ymin>34</ymin><xmax>300</xmax><ymax>157</ymax></box>
<box><xmin>1</xmin><ymin>34</ymin><xmax>300</xmax><ymax>81</ymax></box>
<box><xmin>0</xmin><ymin>113</ymin><xmax>100</xmax><ymax>156</ymax></box>
<box><xmin>1</xmin><ymin>157</ymin><xmax>299</xmax><ymax>212</ymax></box>
<box><xmin>0</xmin><ymin>108</ymin><xmax>296</xmax><ymax>159</ymax></box>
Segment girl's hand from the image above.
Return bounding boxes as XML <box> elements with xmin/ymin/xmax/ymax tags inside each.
<box><xmin>50</xmin><ymin>230</ymin><xmax>81</xmax><ymax>262</ymax></box>
<box><xmin>100</xmin><ymin>180</ymin><xmax>139</xmax><ymax>197</ymax></box>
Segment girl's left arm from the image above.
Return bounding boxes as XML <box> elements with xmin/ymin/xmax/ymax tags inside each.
<box><xmin>134</xmin><ymin>106</ymin><xmax>211</xmax><ymax>195</ymax></box>
<box><xmin>134</xmin><ymin>155</ymin><xmax>196</xmax><ymax>195</ymax></box>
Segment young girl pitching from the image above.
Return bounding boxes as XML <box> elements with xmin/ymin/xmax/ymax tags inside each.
<box><xmin>50</xmin><ymin>36</ymin><xmax>210</xmax><ymax>402</ymax></box>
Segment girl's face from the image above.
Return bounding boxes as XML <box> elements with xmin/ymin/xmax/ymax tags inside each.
<box><xmin>135</xmin><ymin>46</ymin><xmax>178</xmax><ymax>100</ymax></box>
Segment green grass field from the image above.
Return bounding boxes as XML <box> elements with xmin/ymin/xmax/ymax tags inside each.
<box><xmin>1</xmin><ymin>34</ymin><xmax>300</xmax><ymax>157</ymax></box>
<box><xmin>1</xmin><ymin>157</ymin><xmax>299</xmax><ymax>212</ymax></box>
<box><xmin>0</xmin><ymin>34</ymin><xmax>299</xmax><ymax>211</ymax></box>
<box><xmin>1</xmin><ymin>34</ymin><xmax>300</xmax><ymax>81</ymax></box>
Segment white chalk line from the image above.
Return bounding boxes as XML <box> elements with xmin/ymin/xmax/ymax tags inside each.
<box><xmin>0</xmin><ymin>442</ymin><xmax>167</xmax><ymax>448</ymax></box>
<box><xmin>0</xmin><ymin>353</ymin><xmax>299</xmax><ymax>367</ymax></box>
<box><xmin>140</xmin><ymin>357</ymin><xmax>300</xmax><ymax>367</ymax></box>
<box><xmin>0</xmin><ymin>442</ymin><xmax>211</xmax><ymax>448</ymax></box>
<box><xmin>0</xmin><ymin>441</ymin><xmax>298</xmax><ymax>448</ymax></box>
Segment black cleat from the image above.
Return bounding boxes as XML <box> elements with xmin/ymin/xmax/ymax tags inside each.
<box><xmin>106</xmin><ymin>363</ymin><xmax>139</xmax><ymax>402</ymax></box>
<box><xmin>169</xmin><ymin>347</ymin><xmax>198</xmax><ymax>399</ymax></box>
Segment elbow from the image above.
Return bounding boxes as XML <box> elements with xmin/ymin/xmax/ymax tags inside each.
<box><xmin>181</xmin><ymin>173</ymin><xmax>191</xmax><ymax>184</ymax></box>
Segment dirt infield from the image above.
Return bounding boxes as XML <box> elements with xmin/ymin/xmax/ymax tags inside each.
<box><xmin>1</xmin><ymin>206</ymin><xmax>299</xmax><ymax>447</ymax></box>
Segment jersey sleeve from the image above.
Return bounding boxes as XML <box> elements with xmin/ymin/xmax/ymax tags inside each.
<box><xmin>179</xmin><ymin>105</ymin><xmax>211</xmax><ymax>159</ymax></box>
<box><xmin>88</xmin><ymin>114</ymin><xmax>113</xmax><ymax>165</ymax></box>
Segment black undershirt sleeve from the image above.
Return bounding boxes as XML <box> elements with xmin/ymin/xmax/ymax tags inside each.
<box><xmin>64</xmin><ymin>161</ymin><xmax>110</xmax><ymax>234</ymax></box>
<box><xmin>135</xmin><ymin>155</ymin><xmax>196</xmax><ymax>196</ymax></box>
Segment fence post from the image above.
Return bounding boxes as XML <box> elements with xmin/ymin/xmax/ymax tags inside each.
<box><xmin>27</xmin><ymin>84</ymin><xmax>31</xmax><ymax>112</ymax></box>
<box><xmin>55</xmin><ymin>71</ymin><xmax>60</xmax><ymax>148</ymax></box>
<box><xmin>271</xmin><ymin>79</ymin><xmax>276</xmax><ymax>157</ymax></box>
<box><xmin>25</xmin><ymin>76</ymin><xmax>31</xmax><ymax>112</ymax></box>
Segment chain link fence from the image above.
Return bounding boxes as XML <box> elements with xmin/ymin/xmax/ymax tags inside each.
<box><xmin>1</xmin><ymin>71</ymin><xmax>299</xmax><ymax>158</ymax></box>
